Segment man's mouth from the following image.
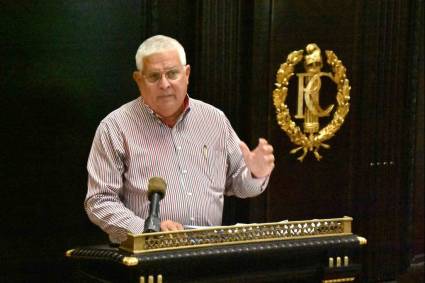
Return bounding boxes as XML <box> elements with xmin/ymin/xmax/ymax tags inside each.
<box><xmin>158</xmin><ymin>94</ymin><xmax>175</xmax><ymax>99</ymax></box>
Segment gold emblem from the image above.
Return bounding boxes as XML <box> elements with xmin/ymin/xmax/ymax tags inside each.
<box><xmin>273</xmin><ymin>44</ymin><xmax>350</xmax><ymax>161</ymax></box>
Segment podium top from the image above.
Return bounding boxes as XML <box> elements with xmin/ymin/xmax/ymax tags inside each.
<box><xmin>120</xmin><ymin>216</ymin><xmax>357</xmax><ymax>254</ymax></box>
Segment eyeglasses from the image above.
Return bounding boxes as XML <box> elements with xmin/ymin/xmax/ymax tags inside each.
<box><xmin>142</xmin><ymin>66</ymin><xmax>185</xmax><ymax>83</ymax></box>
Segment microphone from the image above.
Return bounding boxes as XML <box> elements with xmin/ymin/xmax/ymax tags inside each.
<box><xmin>143</xmin><ymin>177</ymin><xmax>167</xmax><ymax>233</ymax></box>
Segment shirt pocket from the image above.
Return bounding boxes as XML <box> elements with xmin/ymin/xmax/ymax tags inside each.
<box><xmin>203</xmin><ymin>146</ymin><xmax>227</xmax><ymax>190</ymax></box>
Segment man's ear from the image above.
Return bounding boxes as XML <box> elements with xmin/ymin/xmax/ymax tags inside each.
<box><xmin>133</xmin><ymin>71</ymin><xmax>142</xmax><ymax>85</ymax></box>
<box><xmin>185</xmin><ymin>65</ymin><xmax>191</xmax><ymax>83</ymax></box>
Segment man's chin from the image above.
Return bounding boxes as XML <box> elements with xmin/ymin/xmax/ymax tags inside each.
<box><xmin>156</xmin><ymin>107</ymin><xmax>180</xmax><ymax>118</ymax></box>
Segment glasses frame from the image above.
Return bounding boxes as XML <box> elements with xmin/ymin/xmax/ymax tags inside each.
<box><xmin>141</xmin><ymin>65</ymin><xmax>186</xmax><ymax>84</ymax></box>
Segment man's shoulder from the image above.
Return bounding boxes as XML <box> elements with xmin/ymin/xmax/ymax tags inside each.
<box><xmin>102</xmin><ymin>97</ymin><xmax>141</xmax><ymax>123</ymax></box>
<box><xmin>189</xmin><ymin>98</ymin><xmax>224</xmax><ymax>117</ymax></box>
<box><xmin>94</xmin><ymin>98</ymin><xmax>142</xmax><ymax>138</ymax></box>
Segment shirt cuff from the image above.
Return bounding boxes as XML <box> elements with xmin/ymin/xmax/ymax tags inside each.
<box><xmin>243</xmin><ymin>168</ymin><xmax>268</xmax><ymax>186</ymax></box>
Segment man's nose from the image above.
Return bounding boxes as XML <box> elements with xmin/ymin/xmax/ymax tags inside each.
<box><xmin>158</xmin><ymin>74</ymin><xmax>171</xmax><ymax>89</ymax></box>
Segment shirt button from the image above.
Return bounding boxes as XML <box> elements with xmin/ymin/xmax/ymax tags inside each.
<box><xmin>176</xmin><ymin>146</ymin><xmax>182</xmax><ymax>150</ymax></box>
<box><xmin>187</xmin><ymin>192</ymin><xmax>192</xmax><ymax>196</ymax></box>
<box><xmin>190</xmin><ymin>217</ymin><xmax>195</xmax><ymax>221</ymax></box>
<box><xmin>182</xmin><ymin>169</ymin><xmax>187</xmax><ymax>174</ymax></box>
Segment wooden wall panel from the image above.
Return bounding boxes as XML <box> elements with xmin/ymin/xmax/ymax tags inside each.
<box><xmin>405</xmin><ymin>0</ymin><xmax>424</xmax><ymax>273</ymax></box>
<box><xmin>1</xmin><ymin>2</ymin><xmax>144</xmax><ymax>282</ymax></box>
<box><xmin>1</xmin><ymin>1</ymin><xmax>422</xmax><ymax>282</ymax></box>
<box><xmin>249</xmin><ymin>0</ymin><xmax>423</xmax><ymax>281</ymax></box>
<box><xmin>265</xmin><ymin>0</ymin><xmax>359</xmax><ymax>220</ymax></box>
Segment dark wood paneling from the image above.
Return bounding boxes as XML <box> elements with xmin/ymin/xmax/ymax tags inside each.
<box><xmin>243</xmin><ymin>0</ymin><xmax>423</xmax><ymax>282</ymax></box>
<box><xmin>265</xmin><ymin>0</ymin><xmax>359</xmax><ymax>220</ymax></box>
<box><xmin>350</xmin><ymin>0</ymin><xmax>410</xmax><ymax>280</ymax></box>
<box><xmin>1</xmin><ymin>1</ymin><xmax>422</xmax><ymax>282</ymax></box>
<box><xmin>405</xmin><ymin>0</ymin><xmax>424</xmax><ymax>272</ymax></box>
<box><xmin>1</xmin><ymin>2</ymin><xmax>142</xmax><ymax>282</ymax></box>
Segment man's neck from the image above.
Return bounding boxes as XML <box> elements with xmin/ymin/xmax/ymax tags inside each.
<box><xmin>161</xmin><ymin>116</ymin><xmax>179</xmax><ymax>127</ymax></box>
<box><xmin>160</xmin><ymin>97</ymin><xmax>189</xmax><ymax>127</ymax></box>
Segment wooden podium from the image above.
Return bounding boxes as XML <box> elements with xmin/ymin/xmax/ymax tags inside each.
<box><xmin>66</xmin><ymin>217</ymin><xmax>366</xmax><ymax>283</ymax></box>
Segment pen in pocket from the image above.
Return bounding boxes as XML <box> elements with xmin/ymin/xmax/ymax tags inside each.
<box><xmin>203</xmin><ymin>145</ymin><xmax>208</xmax><ymax>159</ymax></box>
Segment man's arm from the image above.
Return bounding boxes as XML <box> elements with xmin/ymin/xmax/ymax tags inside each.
<box><xmin>223</xmin><ymin>117</ymin><xmax>274</xmax><ymax>198</ymax></box>
<box><xmin>84</xmin><ymin>121</ymin><xmax>145</xmax><ymax>243</ymax></box>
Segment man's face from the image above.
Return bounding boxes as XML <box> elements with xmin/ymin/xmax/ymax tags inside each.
<box><xmin>134</xmin><ymin>50</ymin><xmax>190</xmax><ymax>121</ymax></box>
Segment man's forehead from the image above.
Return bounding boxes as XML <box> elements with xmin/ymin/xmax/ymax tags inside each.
<box><xmin>143</xmin><ymin>50</ymin><xmax>180</xmax><ymax>68</ymax></box>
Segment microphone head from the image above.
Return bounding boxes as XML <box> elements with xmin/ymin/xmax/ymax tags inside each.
<box><xmin>148</xmin><ymin>177</ymin><xmax>166</xmax><ymax>200</ymax></box>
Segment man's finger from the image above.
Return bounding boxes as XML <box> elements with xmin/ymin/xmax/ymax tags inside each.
<box><xmin>161</xmin><ymin>220</ymin><xmax>184</xmax><ymax>232</ymax></box>
<box><xmin>263</xmin><ymin>144</ymin><xmax>274</xmax><ymax>153</ymax></box>
<box><xmin>258</xmin><ymin>138</ymin><xmax>267</xmax><ymax>145</ymax></box>
<box><xmin>265</xmin><ymin>155</ymin><xmax>275</xmax><ymax>162</ymax></box>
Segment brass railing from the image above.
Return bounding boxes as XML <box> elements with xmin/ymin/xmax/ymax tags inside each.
<box><xmin>120</xmin><ymin>216</ymin><xmax>354</xmax><ymax>254</ymax></box>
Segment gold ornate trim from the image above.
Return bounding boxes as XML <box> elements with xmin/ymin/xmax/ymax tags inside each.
<box><xmin>122</xmin><ymin>256</ymin><xmax>139</xmax><ymax>266</ymax></box>
<box><xmin>322</xmin><ymin>277</ymin><xmax>355</xmax><ymax>283</ymax></box>
<box><xmin>120</xmin><ymin>216</ymin><xmax>353</xmax><ymax>254</ymax></box>
<box><xmin>357</xmin><ymin>236</ymin><xmax>368</xmax><ymax>245</ymax></box>
<box><xmin>140</xmin><ymin>275</ymin><xmax>163</xmax><ymax>283</ymax></box>
<box><xmin>65</xmin><ymin>249</ymin><xmax>74</xmax><ymax>257</ymax></box>
<box><xmin>273</xmin><ymin>45</ymin><xmax>351</xmax><ymax>161</ymax></box>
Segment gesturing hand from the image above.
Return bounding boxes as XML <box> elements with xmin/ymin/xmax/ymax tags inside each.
<box><xmin>239</xmin><ymin>138</ymin><xmax>275</xmax><ymax>178</ymax></box>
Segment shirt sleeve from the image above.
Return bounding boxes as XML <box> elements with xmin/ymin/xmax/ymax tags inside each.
<box><xmin>222</xmin><ymin>116</ymin><xmax>270</xmax><ymax>198</ymax></box>
<box><xmin>84</xmin><ymin>119</ymin><xmax>145</xmax><ymax>243</ymax></box>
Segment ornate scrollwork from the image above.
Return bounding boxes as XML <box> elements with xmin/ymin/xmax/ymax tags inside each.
<box><xmin>273</xmin><ymin>45</ymin><xmax>351</xmax><ymax>161</ymax></box>
<box><xmin>120</xmin><ymin>217</ymin><xmax>353</xmax><ymax>253</ymax></box>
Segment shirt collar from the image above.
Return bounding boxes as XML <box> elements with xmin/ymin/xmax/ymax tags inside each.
<box><xmin>139</xmin><ymin>94</ymin><xmax>191</xmax><ymax>125</ymax></box>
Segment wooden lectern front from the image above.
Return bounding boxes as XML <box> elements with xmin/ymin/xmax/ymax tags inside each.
<box><xmin>66</xmin><ymin>217</ymin><xmax>366</xmax><ymax>283</ymax></box>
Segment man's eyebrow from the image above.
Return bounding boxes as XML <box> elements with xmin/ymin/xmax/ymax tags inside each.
<box><xmin>145</xmin><ymin>66</ymin><xmax>180</xmax><ymax>73</ymax></box>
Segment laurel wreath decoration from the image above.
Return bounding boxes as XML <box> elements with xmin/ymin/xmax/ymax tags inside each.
<box><xmin>273</xmin><ymin>49</ymin><xmax>351</xmax><ymax>161</ymax></box>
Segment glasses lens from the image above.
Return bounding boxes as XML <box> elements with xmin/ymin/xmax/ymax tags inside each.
<box><xmin>145</xmin><ymin>73</ymin><xmax>161</xmax><ymax>83</ymax></box>
<box><xmin>144</xmin><ymin>66</ymin><xmax>183</xmax><ymax>83</ymax></box>
<box><xmin>166</xmin><ymin>69</ymin><xmax>181</xmax><ymax>80</ymax></box>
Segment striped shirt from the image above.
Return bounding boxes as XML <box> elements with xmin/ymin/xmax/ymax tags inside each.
<box><xmin>85</xmin><ymin>96</ymin><xmax>268</xmax><ymax>243</ymax></box>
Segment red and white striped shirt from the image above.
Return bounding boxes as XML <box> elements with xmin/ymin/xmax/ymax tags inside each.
<box><xmin>85</xmin><ymin>96</ymin><xmax>268</xmax><ymax>243</ymax></box>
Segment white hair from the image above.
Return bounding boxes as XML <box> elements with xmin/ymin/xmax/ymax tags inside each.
<box><xmin>135</xmin><ymin>35</ymin><xmax>186</xmax><ymax>71</ymax></box>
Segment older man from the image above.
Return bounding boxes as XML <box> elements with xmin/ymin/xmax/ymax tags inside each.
<box><xmin>85</xmin><ymin>35</ymin><xmax>275</xmax><ymax>243</ymax></box>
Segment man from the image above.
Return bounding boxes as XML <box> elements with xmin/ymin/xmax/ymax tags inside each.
<box><xmin>85</xmin><ymin>35</ymin><xmax>275</xmax><ymax>243</ymax></box>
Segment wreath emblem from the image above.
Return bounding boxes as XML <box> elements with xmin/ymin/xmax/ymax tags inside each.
<box><xmin>273</xmin><ymin>44</ymin><xmax>351</xmax><ymax>161</ymax></box>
